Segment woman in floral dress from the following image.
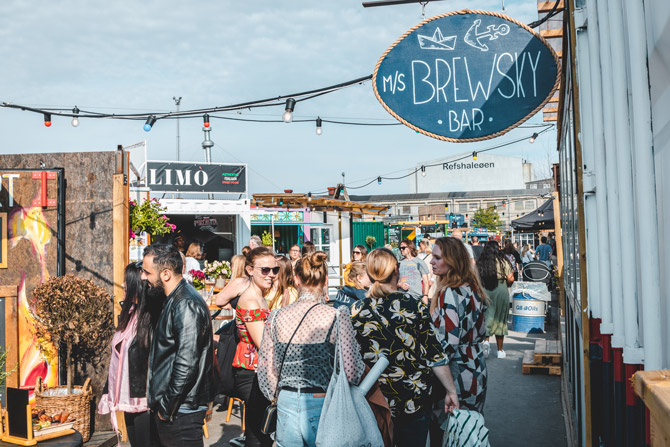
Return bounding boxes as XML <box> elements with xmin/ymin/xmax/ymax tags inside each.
<box><xmin>350</xmin><ymin>248</ymin><xmax>459</xmax><ymax>447</ymax></box>
<box><xmin>233</xmin><ymin>247</ymin><xmax>277</xmax><ymax>447</ymax></box>
<box><xmin>429</xmin><ymin>237</ymin><xmax>488</xmax><ymax>414</ymax></box>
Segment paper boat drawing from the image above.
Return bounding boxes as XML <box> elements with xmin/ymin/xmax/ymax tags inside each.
<box><xmin>417</xmin><ymin>27</ymin><xmax>456</xmax><ymax>50</ymax></box>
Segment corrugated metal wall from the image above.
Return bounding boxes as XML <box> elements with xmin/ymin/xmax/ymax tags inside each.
<box><xmin>352</xmin><ymin>222</ymin><xmax>384</xmax><ymax>250</ymax></box>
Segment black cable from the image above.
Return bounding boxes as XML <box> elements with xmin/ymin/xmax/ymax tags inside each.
<box><xmin>527</xmin><ymin>0</ymin><xmax>563</xmax><ymax>29</ymax></box>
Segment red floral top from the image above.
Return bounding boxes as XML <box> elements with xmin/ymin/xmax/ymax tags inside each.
<box><xmin>233</xmin><ymin>307</ymin><xmax>270</xmax><ymax>370</ymax></box>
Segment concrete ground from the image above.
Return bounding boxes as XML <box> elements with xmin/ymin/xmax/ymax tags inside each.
<box><xmin>484</xmin><ymin>302</ymin><xmax>567</xmax><ymax>446</ymax></box>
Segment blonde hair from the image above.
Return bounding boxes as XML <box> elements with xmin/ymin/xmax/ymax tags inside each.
<box><xmin>430</xmin><ymin>237</ymin><xmax>488</xmax><ymax>315</ymax></box>
<box><xmin>346</xmin><ymin>261</ymin><xmax>368</xmax><ymax>289</ymax></box>
<box><xmin>185</xmin><ymin>242</ymin><xmax>202</xmax><ymax>258</ymax></box>
<box><xmin>230</xmin><ymin>254</ymin><xmax>247</xmax><ymax>280</ymax></box>
<box><xmin>295</xmin><ymin>251</ymin><xmax>329</xmax><ymax>289</ymax></box>
<box><xmin>366</xmin><ymin>248</ymin><xmax>399</xmax><ymax>299</ymax></box>
<box><xmin>267</xmin><ymin>256</ymin><xmax>295</xmax><ymax>309</ymax></box>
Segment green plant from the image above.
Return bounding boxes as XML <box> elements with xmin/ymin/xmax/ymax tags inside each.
<box><xmin>0</xmin><ymin>347</ymin><xmax>16</xmax><ymax>389</ymax></box>
<box><xmin>203</xmin><ymin>260</ymin><xmax>232</xmax><ymax>279</ymax></box>
<box><xmin>261</xmin><ymin>231</ymin><xmax>274</xmax><ymax>246</ymax></box>
<box><xmin>129</xmin><ymin>198</ymin><xmax>175</xmax><ymax>239</ymax></box>
<box><xmin>365</xmin><ymin>235</ymin><xmax>376</xmax><ymax>248</ymax></box>
<box><xmin>32</xmin><ymin>275</ymin><xmax>114</xmax><ymax>394</ymax></box>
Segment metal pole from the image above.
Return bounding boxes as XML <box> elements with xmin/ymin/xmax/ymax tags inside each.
<box><xmin>173</xmin><ymin>96</ymin><xmax>181</xmax><ymax>160</ymax></box>
<box><xmin>586</xmin><ymin>0</ymin><xmax>611</xmax><ymax>331</ymax></box>
<box><xmin>597</xmin><ymin>0</ymin><xmax>625</xmax><ymax>349</ymax></box>
<box><xmin>623</xmin><ymin>0</ymin><xmax>663</xmax><ymax>370</ymax></box>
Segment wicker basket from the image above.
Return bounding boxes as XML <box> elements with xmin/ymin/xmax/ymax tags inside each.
<box><xmin>35</xmin><ymin>376</ymin><xmax>93</xmax><ymax>442</ymax></box>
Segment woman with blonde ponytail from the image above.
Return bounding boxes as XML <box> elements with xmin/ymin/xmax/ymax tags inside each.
<box><xmin>350</xmin><ymin>248</ymin><xmax>459</xmax><ymax>447</ymax></box>
<box><xmin>257</xmin><ymin>251</ymin><xmax>364</xmax><ymax>447</ymax></box>
<box><xmin>428</xmin><ymin>237</ymin><xmax>488</xmax><ymax>439</ymax></box>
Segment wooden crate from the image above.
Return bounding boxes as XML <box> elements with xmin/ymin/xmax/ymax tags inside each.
<box><xmin>522</xmin><ymin>350</ymin><xmax>562</xmax><ymax>376</ymax></box>
<box><xmin>533</xmin><ymin>339</ymin><xmax>563</xmax><ymax>365</ymax></box>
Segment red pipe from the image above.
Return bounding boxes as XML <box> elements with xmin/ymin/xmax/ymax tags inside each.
<box><xmin>41</xmin><ymin>170</ymin><xmax>47</xmax><ymax>206</ymax></box>
<box><xmin>602</xmin><ymin>334</ymin><xmax>612</xmax><ymax>362</ymax></box>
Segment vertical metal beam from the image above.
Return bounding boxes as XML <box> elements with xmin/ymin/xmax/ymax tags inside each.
<box><xmin>113</xmin><ymin>150</ymin><xmax>129</xmax><ymax>327</ymax></box>
<box><xmin>567</xmin><ymin>0</ymin><xmax>593</xmax><ymax>443</ymax></box>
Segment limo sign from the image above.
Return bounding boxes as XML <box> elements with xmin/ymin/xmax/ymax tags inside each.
<box><xmin>147</xmin><ymin>161</ymin><xmax>246</xmax><ymax>193</ymax></box>
<box><xmin>373</xmin><ymin>10</ymin><xmax>560</xmax><ymax>142</ymax></box>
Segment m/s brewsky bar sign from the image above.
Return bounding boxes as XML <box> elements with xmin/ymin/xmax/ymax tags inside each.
<box><xmin>373</xmin><ymin>10</ymin><xmax>560</xmax><ymax>142</ymax></box>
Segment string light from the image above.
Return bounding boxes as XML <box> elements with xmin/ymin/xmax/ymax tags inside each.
<box><xmin>472</xmin><ymin>151</ymin><xmax>477</xmax><ymax>161</ymax></box>
<box><xmin>377</xmin><ymin>176</ymin><xmax>382</xmax><ymax>185</ymax></box>
<box><xmin>315</xmin><ymin>117</ymin><xmax>323</xmax><ymax>135</ymax></box>
<box><xmin>282</xmin><ymin>98</ymin><xmax>296</xmax><ymax>123</ymax></box>
<box><xmin>420</xmin><ymin>165</ymin><xmax>426</xmax><ymax>177</ymax></box>
<box><xmin>203</xmin><ymin>114</ymin><xmax>210</xmax><ymax>128</ymax></box>
<box><xmin>144</xmin><ymin>116</ymin><xmax>157</xmax><ymax>132</ymax></box>
<box><xmin>530</xmin><ymin>132</ymin><xmax>538</xmax><ymax>143</ymax></box>
<box><xmin>43</xmin><ymin>113</ymin><xmax>52</xmax><ymax>127</ymax></box>
<box><xmin>71</xmin><ymin>107</ymin><xmax>80</xmax><ymax>127</ymax></box>
<box><xmin>308</xmin><ymin>192</ymin><xmax>312</xmax><ymax>202</ymax></box>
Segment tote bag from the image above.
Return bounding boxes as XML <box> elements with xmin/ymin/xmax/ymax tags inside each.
<box><xmin>315</xmin><ymin>316</ymin><xmax>384</xmax><ymax>447</ymax></box>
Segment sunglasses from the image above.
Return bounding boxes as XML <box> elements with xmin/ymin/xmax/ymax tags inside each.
<box><xmin>254</xmin><ymin>266</ymin><xmax>280</xmax><ymax>275</ymax></box>
<box><xmin>353</xmin><ymin>251</ymin><xmax>362</xmax><ymax>255</ymax></box>
<box><xmin>399</xmin><ymin>246</ymin><xmax>408</xmax><ymax>250</ymax></box>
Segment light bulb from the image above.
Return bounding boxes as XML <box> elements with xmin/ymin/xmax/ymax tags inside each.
<box><xmin>282</xmin><ymin>110</ymin><xmax>293</xmax><ymax>123</ymax></box>
<box><xmin>71</xmin><ymin>107</ymin><xmax>80</xmax><ymax>127</ymax></box>
<box><xmin>315</xmin><ymin>117</ymin><xmax>323</xmax><ymax>135</ymax></box>
<box><xmin>144</xmin><ymin>116</ymin><xmax>157</xmax><ymax>132</ymax></box>
<box><xmin>44</xmin><ymin>113</ymin><xmax>52</xmax><ymax>127</ymax></box>
<box><xmin>472</xmin><ymin>151</ymin><xmax>477</xmax><ymax>161</ymax></box>
<box><xmin>530</xmin><ymin>132</ymin><xmax>538</xmax><ymax>143</ymax></box>
<box><xmin>420</xmin><ymin>165</ymin><xmax>426</xmax><ymax>177</ymax></box>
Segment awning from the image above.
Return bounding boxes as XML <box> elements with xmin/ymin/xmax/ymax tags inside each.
<box><xmin>252</xmin><ymin>193</ymin><xmax>388</xmax><ymax>217</ymax></box>
<box><xmin>511</xmin><ymin>198</ymin><xmax>554</xmax><ymax>231</ymax></box>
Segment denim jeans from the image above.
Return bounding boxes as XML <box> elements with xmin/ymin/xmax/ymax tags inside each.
<box><xmin>276</xmin><ymin>389</ymin><xmax>326</xmax><ymax>447</ymax></box>
<box><xmin>393</xmin><ymin>408</ymin><xmax>431</xmax><ymax>447</ymax></box>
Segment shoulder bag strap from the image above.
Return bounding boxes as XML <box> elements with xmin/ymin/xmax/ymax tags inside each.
<box><xmin>272</xmin><ymin>303</ymin><xmax>320</xmax><ymax>401</ymax></box>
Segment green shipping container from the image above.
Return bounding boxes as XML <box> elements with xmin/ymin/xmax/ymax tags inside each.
<box><xmin>352</xmin><ymin>222</ymin><xmax>385</xmax><ymax>251</ymax></box>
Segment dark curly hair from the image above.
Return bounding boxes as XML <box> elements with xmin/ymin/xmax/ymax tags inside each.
<box><xmin>476</xmin><ymin>241</ymin><xmax>511</xmax><ymax>291</ymax></box>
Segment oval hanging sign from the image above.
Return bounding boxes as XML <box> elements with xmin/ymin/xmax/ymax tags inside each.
<box><xmin>373</xmin><ymin>10</ymin><xmax>560</xmax><ymax>142</ymax></box>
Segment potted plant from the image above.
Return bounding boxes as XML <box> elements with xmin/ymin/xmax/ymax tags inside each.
<box><xmin>203</xmin><ymin>260</ymin><xmax>232</xmax><ymax>288</ymax></box>
<box><xmin>261</xmin><ymin>230</ymin><xmax>274</xmax><ymax>247</ymax></box>
<box><xmin>31</xmin><ymin>275</ymin><xmax>114</xmax><ymax>441</ymax></box>
<box><xmin>190</xmin><ymin>270</ymin><xmax>207</xmax><ymax>290</ymax></box>
<box><xmin>129</xmin><ymin>197</ymin><xmax>176</xmax><ymax>240</ymax></box>
<box><xmin>365</xmin><ymin>235</ymin><xmax>377</xmax><ymax>249</ymax></box>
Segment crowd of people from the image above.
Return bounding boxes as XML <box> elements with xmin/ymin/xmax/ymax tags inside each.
<box><xmin>98</xmin><ymin>232</ymin><xmax>553</xmax><ymax>447</ymax></box>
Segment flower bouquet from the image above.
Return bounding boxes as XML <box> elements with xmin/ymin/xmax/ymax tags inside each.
<box><xmin>190</xmin><ymin>270</ymin><xmax>206</xmax><ymax>290</ymax></box>
<box><xmin>203</xmin><ymin>260</ymin><xmax>232</xmax><ymax>280</ymax></box>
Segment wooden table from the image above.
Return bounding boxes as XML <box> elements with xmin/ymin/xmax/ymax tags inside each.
<box><xmin>0</xmin><ymin>431</ymin><xmax>83</xmax><ymax>447</ymax></box>
<box><xmin>633</xmin><ymin>369</ymin><xmax>670</xmax><ymax>446</ymax></box>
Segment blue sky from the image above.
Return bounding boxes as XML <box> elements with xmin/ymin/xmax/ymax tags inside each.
<box><xmin>0</xmin><ymin>0</ymin><xmax>556</xmax><ymax>195</ymax></box>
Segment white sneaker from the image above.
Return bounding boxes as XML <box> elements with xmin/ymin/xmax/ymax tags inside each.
<box><xmin>497</xmin><ymin>350</ymin><xmax>506</xmax><ymax>359</ymax></box>
<box><xmin>482</xmin><ymin>341</ymin><xmax>490</xmax><ymax>359</ymax></box>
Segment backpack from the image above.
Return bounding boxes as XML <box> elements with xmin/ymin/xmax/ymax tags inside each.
<box><xmin>213</xmin><ymin>319</ymin><xmax>239</xmax><ymax>396</ymax></box>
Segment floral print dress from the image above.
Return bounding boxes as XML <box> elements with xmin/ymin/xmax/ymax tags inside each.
<box><xmin>350</xmin><ymin>292</ymin><xmax>448</xmax><ymax>417</ymax></box>
<box><xmin>233</xmin><ymin>307</ymin><xmax>270</xmax><ymax>370</ymax></box>
<box><xmin>432</xmin><ymin>285</ymin><xmax>488</xmax><ymax>413</ymax></box>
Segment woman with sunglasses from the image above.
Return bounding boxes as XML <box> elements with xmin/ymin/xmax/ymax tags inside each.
<box><xmin>233</xmin><ymin>247</ymin><xmax>278</xmax><ymax>447</ymax></box>
<box><xmin>350</xmin><ymin>248</ymin><xmax>459</xmax><ymax>447</ymax></box>
<box><xmin>257</xmin><ymin>251</ymin><xmax>365</xmax><ymax>447</ymax></box>
<box><xmin>266</xmin><ymin>255</ymin><xmax>299</xmax><ymax>310</ymax></box>
<box><xmin>343</xmin><ymin>244</ymin><xmax>368</xmax><ymax>287</ymax></box>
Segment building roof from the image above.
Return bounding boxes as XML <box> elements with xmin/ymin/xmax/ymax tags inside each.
<box><xmin>348</xmin><ymin>188</ymin><xmax>552</xmax><ymax>203</ymax></box>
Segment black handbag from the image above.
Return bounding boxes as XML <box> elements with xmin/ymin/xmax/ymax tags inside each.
<box><xmin>261</xmin><ymin>303</ymin><xmax>320</xmax><ymax>435</ymax></box>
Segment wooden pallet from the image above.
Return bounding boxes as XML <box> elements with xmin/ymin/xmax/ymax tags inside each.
<box><xmin>522</xmin><ymin>350</ymin><xmax>562</xmax><ymax>375</ymax></box>
<box><xmin>533</xmin><ymin>339</ymin><xmax>562</xmax><ymax>365</ymax></box>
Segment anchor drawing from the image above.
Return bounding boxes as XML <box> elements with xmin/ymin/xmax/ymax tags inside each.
<box><xmin>463</xmin><ymin>19</ymin><xmax>510</xmax><ymax>52</ymax></box>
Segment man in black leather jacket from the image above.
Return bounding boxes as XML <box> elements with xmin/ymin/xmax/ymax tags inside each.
<box><xmin>141</xmin><ymin>244</ymin><xmax>213</xmax><ymax>447</ymax></box>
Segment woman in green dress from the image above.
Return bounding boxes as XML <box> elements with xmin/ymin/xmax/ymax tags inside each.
<box><xmin>476</xmin><ymin>241</ymin><xmax>514</xmax><ymax>359</ymax></box>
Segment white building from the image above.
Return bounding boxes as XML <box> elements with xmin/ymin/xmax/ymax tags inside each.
<box><xmin>409</xmin><ymin>153</ymin><xmax>535</xmax><ymax>193</ymax></box>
